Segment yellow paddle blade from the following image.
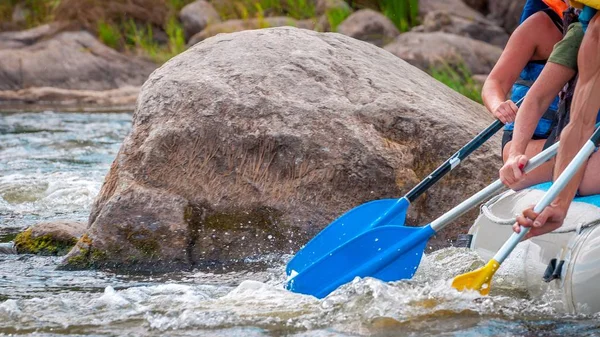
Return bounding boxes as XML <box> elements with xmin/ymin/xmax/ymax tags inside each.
<box><xmin>451</xmin><ymin>259</ymin><xmax>500</xmax><ymax>295</ymax></box>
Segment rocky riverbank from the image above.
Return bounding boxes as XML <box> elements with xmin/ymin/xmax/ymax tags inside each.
<box><xmin>0</xmin><ymin>0</ymin><xmax>522</xmax><ymax>110</ymax></box>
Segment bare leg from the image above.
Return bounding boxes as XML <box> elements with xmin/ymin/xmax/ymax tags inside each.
<box><xmin>502</xmin><ymin>139</ymin><xmax>555</xmax><ymax>190</ymax></box>
<box><xmin>577</xmin><ymin>151</ymin><xmax>600</xmax><ymax>195</ymax></box>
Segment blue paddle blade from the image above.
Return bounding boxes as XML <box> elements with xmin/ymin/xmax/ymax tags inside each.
<box><xmin>286</xmin><ymin>224</ymin><xmax>435</xmax><ymax>299</ymax></box>
<box><xmin>286</xmin><ymin>198</ymin><xmax>409</xmax><ymax>276</ymax></box>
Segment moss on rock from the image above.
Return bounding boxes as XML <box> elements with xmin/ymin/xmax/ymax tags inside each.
<box><xmin>14</xmin><ymin>228</ymin><xmax>78</xmax><ymax>256</ymax></box>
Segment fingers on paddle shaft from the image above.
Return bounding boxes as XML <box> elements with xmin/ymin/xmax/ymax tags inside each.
<box><xmin>451</xmin><ymin>259</ymin><xmax>500</xmax><ymax>296</ymax></box>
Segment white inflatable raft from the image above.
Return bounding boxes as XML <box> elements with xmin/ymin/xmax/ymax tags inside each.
<box><xmin>467</xmin><ymin>182</ymin><xmax>600</xmax><ymax>314</ymax></box>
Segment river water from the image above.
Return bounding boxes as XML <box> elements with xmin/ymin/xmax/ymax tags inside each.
<box><xmin>1</xmin><ymin>111</ymin><xmax>599</xmax><ymax>336</ymax></box>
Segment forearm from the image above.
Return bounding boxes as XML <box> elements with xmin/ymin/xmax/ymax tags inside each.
<box><xmin>552</xmin><ymin>120</ymin><xmax>595</xmax><ymax>210</ymax></box>
<box><xmin>508</xmin><ymin>96</ymin><xmax>547</xmax><ymax>156</ymax></box>
<box><xmin>482</xmin><ymin>79</ymin><xmax>508</xmax><ymax>114</ymax></box>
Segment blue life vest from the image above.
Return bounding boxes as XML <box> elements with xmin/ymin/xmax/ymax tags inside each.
<box><xmin>505</xmin><ymin>2</ymin><xmax>562</xmax><ymax>137</ymax></box>
<box><xmin>520</xmin><ymin>0</ymin><xmax>549</xmax><ymax>22</ymax></box>
<box><xmin>505</xmin><ymin>62</ymin><xmax>561</xmax><ymax>136</ymax></box>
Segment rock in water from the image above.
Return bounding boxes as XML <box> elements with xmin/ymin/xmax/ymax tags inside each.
<box><xmin>15</xmin><ymin>221</ymin><xmax>86</xmax><ymax>256</ymax></box>
<box><xmin>63</xmin><ymin>27</ymin><xmax>500</xmax><ymax>272</ymax></box>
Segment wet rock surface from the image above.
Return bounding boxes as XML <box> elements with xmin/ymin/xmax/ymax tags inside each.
<box><xmin>14</xmin><ymin>220</ymin><xmax>86</xmax><ymax>256</ymax></box>
<box><xmin>64</xmin><ymin>27</ymin><xmax>501</xmax><ymax>272</ymax></box>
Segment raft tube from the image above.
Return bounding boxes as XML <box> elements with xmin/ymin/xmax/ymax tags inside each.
<box><xmin>467</xmin><ymin>182</ymin><xmax>600</xmax><ymax>314</ymax></box>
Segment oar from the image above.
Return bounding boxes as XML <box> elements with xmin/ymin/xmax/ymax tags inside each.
<box><xmin>286</xmin><ymin>119</ymin><xmax>504</xmax><ymax>276</ymax></box>
<box><xmin>286</xmin><ymin>139</ymin><xmax>560</xmax><ymax>298</ymax></box>
<box><xmin>452</xmin><ymin>125</ymin><xmax>600</xmax><ymax>295</ymax></box>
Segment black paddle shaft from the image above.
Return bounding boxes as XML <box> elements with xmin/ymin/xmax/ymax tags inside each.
<box><xmin>405</xmin><ymin>119</ymin><xmax>503</xmax><ymax>203</ymax></box>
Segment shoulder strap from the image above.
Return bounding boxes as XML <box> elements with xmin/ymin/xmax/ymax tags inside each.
<box><xmin>542</xmin><ymin>0</ymin><xmax>569</xmax><ymax>18</ymax></box>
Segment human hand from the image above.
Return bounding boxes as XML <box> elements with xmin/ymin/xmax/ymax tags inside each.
<box><xmin>499</xmin><ymin>154</ymin><xmax>529</xmax><ymax>188</ymax></box>
<box><xmin>512</xmin><ymin>202</ymin><xmax>567</xmax><ymax>239</ymax></box>
<box><xmin>492</xmin><ymin>100</ymin><xmax>518</xmax><ymax>124</ymax></box>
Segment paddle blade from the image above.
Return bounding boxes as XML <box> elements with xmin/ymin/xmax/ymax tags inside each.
<box><xmin>286</xmin><ymin>198</ymin><xmax>408</xmax><ymax>276</ymax></box>
<box><xmin>451</xmin><ymin>259</ymin><xmax>500</xmax><ymax>295</ymax></box>
<box><xmin>286</xmin><ymin>224</ymin><xmax>435</xmax><ymax>299</ymax></box>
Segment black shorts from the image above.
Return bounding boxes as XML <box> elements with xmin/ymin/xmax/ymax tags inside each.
<box><xmin>501</xmin><ymin>128</ymin><xmax>558</xmax><ymax>152</ymax></box>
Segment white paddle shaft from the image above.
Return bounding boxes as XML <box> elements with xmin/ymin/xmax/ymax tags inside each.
<box><xmin>430</xmin><ymin>141</ymin><xmax>560</xmax><ymax>232</ymax></box>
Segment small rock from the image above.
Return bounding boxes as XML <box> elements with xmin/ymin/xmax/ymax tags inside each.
<box><xmin>488</xmin><ymin>0</ymin><xmax>524</xmax><ymax>33</ymax></box>
<box><xmin>179</xmin><ymin>0</ymin><xmax>222</xmax><ymax>41</ymax></box>
<box><xmin>14</xmin><ymin>220</ymin><xmax>86</xmax><ymax>256</ymax></box>
<box><xmin>337</xmin><ymin>9</ymin><xmax>399</xmax><ymax>47</ymax></box>
<box><xmin>419</xmin><ymin>0</ymin><xmax>484</xmax><ymax>20</ymax></box>
<box><xmin>316</xmin><ymin>0</ymin><xmax>351</xmax><ymax>16</ymax></box>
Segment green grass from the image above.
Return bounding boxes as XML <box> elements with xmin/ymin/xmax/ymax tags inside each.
<box><xmin>285</xmin><ymin>0</ymin><xmax>315</xmax><ymax>19</ymax></box>
<box><xmin>327</xmin><ymin>6</ymin><xmax>352</xmax><ymax>32</ymax></box>
<box><xmin>0</xmin><ymin>0</ymin><xmax>60</xmax><ymax>29</ymax></box>
<box><xmin>167</xmin><ymin>0</ymin><xmax>195</xmax><ymax>11</ymax></box>
<box><xmin>165</xmin><ymin>16</ymin><xmax>186</xmax><ymax>55</ymax></box>
<box><xmin>97</xmin><ymin>21</ymin><xmax>122</xmax><ymax>50</ymax></box>
<box><xmin>214</xmin><ymin>0</ymin><xmax>315</xmax><ymax>20</ymax></box>
<box><xmin>378</xmin><ymin>0</ymin><xmax>419</xmax><ymax>32</ymax></box>
<box><xmin>430</xmin><ymin>62</ymin><xmax>482</xmax><ymax>103</ymax></box>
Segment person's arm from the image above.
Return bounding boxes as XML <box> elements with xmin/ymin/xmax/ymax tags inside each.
<box><xmin>482</xmin><ymin>11</ymin><xmax>562</xmax><ymax>123</ymax></box>
<box><xmin>514</xmin><ymin>14</ymin><xmax>600</xmax><ymax>238</ymax></box>
<box><xmin>499</xmin><ymin>63</ymin><xmax>575</xmax><ymax>187</ymax></box>
<box><xmin>482</xmin><ymin>22</ymin><xmax>536</xmax><ymax>123</ymax></box>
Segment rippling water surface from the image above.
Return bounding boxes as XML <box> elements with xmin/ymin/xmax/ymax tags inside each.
<box><xmin>1</xmin><ymin>111</ymin><xmax>599</xmax><ymax>336</ymax></box>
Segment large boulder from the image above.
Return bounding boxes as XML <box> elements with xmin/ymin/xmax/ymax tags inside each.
<box><xmin>63</xmin><ymin>27</ymin><xmax>501</xmax><ymax>272</ymax></box>
<box><xmin>413</xmin><ymin>11</ymin><xmax>508</xmax><ymax>47</ymax></box>
<box><xmin>0</xmin><ymin>31</ymin><xmax>157</xmax><ymax>91</ymax></box>
<box><xmin>179</xmin><ymin>0</ymin><xmax>222</xmax><ymax>41</ymax></box>
<box><xmin>337</xmin><ymin>9</ymin><xmax>400</xmax><ymax>47</ymax></box>
<box><xmin>384</xmin><ymin>31</ymin><xmax>503</xmax><ymax>74</ymax></box>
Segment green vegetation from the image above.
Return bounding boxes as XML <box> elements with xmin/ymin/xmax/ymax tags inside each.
<box><xmin>430</xmin><ymin>62</ymin><xmax>483</xmax><ymax>103</ymax></box>
<box><xmin>213</xmin><ymin>0</ymin><xmax>315</xmax><ymax>20</ymax></box>
<box><xmin>327</xmin><ymin>6</ymin><xmax>352</xmax><ymax>32</ymax></box>
<box><xmin>378</xmin><ymin>0</ymin><xmax>419</xmax><ymax>32</ymax></box>
<box><xmin>0</xmin><ymin>0</ymin><xmax>60</xmax><ymax>28</ymax></box>
<box><xmin>343</xmin><ymin>0</ymin><xmax>420</xmax><ymax>32</ymax></box>
<box><xmin>97</xmin><ymin>20</ymin><xmax>122</xmax><ymax>50</ymax></box>
<box><xmin>1</xmin><ymin>0</ymin><xmax>422</xmax><ymax>64</ymax></box>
